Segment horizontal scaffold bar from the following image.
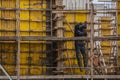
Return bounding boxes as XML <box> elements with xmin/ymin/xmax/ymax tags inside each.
<box><xmin>0</xmin><ymin>36</ymin><xmax>120</xmax><ymax>41</ymax></box>
<box><xmin>0</xmin><ymin>75</ymin><xmax>120</xmax><ymax>79</ymax></box>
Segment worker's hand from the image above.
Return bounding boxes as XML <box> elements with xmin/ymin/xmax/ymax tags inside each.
<box><xmin>83</xmin><ymin>32</ymin><xmax>87</xmax><ymax>36</ymax></box>
<box><xmin>83</xmin><ymin>29</ymin><xmax>87</xmax><ymax>32</ymax></box>
<box><xmin>83</xmin><ymin>29</ymin><xmax>88</xmax><ymax>32</ymax></box>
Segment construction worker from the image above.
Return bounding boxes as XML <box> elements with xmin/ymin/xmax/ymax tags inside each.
<box><xmin>74</xmin><ymin>22</ymin><xmax>88</xmax><ymax>72</ymax></box>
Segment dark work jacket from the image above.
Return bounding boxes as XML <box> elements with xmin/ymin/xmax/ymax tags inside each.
<box><xmin>74</xmin><ymin>23</ymin><xmax>87</xmax><ymax>37</ymax></box>
<box><xmin>74</xmin><ymin>23</ymin><xmax>87</xmax><ymax>46</ymax></box>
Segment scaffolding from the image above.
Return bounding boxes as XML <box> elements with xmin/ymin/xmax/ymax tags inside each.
<box><xmin>0</xmin><ymin>0</ymin><xmax>120</xmax><ymax>80</ymax></box>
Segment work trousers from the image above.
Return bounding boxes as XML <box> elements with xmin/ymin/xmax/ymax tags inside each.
<box><xmin>75</xmin><ymin>41</ymin><xmax>88</xmax><ymax>70</ymax></box>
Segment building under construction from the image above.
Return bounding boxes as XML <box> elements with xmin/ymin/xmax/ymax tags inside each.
<box><xmin>0</xmin><ymin>0</ymin><xmax>120</xmax><ymax>80</ymax></box>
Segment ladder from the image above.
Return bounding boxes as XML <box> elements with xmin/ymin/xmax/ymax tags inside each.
<box><xmin>96</xmin><ymin>41</ymin><xmax>108</xmax><ymax>74</ymax></box>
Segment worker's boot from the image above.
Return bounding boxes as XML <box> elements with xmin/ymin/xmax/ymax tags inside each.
<box><xmin>76</xmin><ymin>54</ymin><xmax>83</xmax><ymax>72</ymax></box>
<box><xmin>84</xmin><ymin>56</ymin><xmax>88</xmax><ymax>67</ymax></box>
<box><xmin>81</xmin><ymin>47</ymin><xmax>88</xmax><ymax>68</ymax></box>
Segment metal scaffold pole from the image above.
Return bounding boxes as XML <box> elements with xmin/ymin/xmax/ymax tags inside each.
<box><xmin>16</xmin><ymin>0</ymin><xmax>20</xmax><ymax>80</ymax></box>
<box><xmin>54</xmin><ymin>0</ymin><xmax>65</xmax><ymax>76</ymax></box>
<box><xmin>90</xmin><ymin>1</ymin><xmax>94</xmax><ymax>80</ymax></box>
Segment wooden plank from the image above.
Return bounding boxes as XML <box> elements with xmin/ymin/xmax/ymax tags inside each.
<box><xmin>0</xmin><ymin>75</ymin><xmax>120</xmax><ymax>79</ymax></box>
<box><xmin>0</xmin><ymin>36</ymin><xmax>120</xmax><ymax>41</ymax></box>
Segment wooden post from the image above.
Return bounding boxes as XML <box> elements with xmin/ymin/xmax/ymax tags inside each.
<box><xmin>86</xmin><ymin>1</ymin><xmax>91</xmax><ymax>75</ymax></box>
<box><xmin>16</xmin><ymin>0</ymin><xmax>20</xmax><ymax>80</ymax></box>
<box><xmin>86</xmin><ymin>1</ymin><xmax>94</xmax><ymax>77</ymax></box>
<box><xmin>116</xmin><ymin>0</ymin><xmax>119</xmax><ymax>73</ymax></box>
<box><xmin>54</xmin><ymin>0</ymin><xmax>65</xmax><ymax>74</ymax></box>
<box><xmin>90</xmin><ymin>2</ymin><xmax>94</xmax><ymax>80</ymax></box>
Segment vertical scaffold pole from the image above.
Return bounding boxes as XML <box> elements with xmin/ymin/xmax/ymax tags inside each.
<box><xmin>55</xmin><ymin>0</ymin><xmax>65</xmax><ymax>76</ymax></box>
<box><xmin>90</xmin><ymin>1</ymin><xmax>94</xmax><ymax>80</ymax></box>
<box><xmin>16</xmin><ymin>0</ymin><xmax>20</xmax><ymax>80</ymax></box>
